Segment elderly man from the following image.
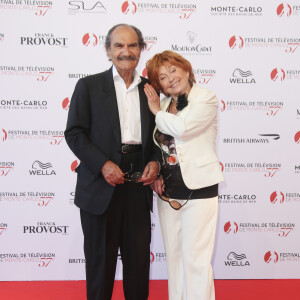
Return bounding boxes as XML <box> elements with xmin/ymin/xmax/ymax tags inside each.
<box><xmin>65</xmin><ymin>24</ymin><xmax>161</xmax><ymax>300</ymax></box>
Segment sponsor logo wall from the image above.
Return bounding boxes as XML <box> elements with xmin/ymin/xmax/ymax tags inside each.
<box><xmin>0</xmin><ymin>1</ymin><xmax>299</xmax><ymax>280</ymax></box>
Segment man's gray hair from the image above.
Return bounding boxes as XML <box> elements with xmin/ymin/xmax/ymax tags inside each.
<box><xmin>105</xmin><ymin>24</ymin><xmax>147</xmax><ymax>51</ymax></box>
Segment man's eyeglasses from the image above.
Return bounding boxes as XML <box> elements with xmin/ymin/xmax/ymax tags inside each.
<box><xmin>160</xmin><ymin>191</ymin><xmax>193</xmax><ymax>210</ymax></box>
<box><xmin>123</xmin><ymin>164</ymin><xmax>142</xmax><ymax>183</ymax></box>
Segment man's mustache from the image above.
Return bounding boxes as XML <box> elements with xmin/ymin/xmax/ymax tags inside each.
<box><xmin>117</xmin><ymin>55</ymin><xmax>138</xmax><ymax>61</ymax></box>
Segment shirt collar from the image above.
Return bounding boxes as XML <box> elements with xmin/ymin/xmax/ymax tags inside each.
<box><xmin>112</xmin><ymin>65</ymin><xmax>141</xmax><ymax>89</ymax></box>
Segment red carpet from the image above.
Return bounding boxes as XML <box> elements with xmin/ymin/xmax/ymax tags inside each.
<box><xmin>0</xmin><ymin>280</ymin><xmax>299</xmax><ymax>299</ymax></box>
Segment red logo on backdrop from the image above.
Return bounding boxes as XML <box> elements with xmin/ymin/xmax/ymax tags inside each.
<box><xmin>142</xmin><ymin>67</ymin><xmax>147</xmax><ymax>78</ymax></box>
<box><xmin>1</xmin><ymin>129</ymin><xmax>7</xmax><ymax>142</ymax></box>
<box><xmin>270</xmin><ymin>68</ymin><xmax>285</xmax><ymax>81</ymax></box>
<box><xmin>82</xmin><ymin>33</ymin><xmax>98</xmax><ymax>46</ymax></box>
<box><xmin>121</xmin><ymin>1</ymin><xmax>137</xmax><ymax>14</ymax></box>
<box><xmin>270</xmin><ymin>191</ymin><xmax>285</xmax><ymax>204</ymax></box>
<box><xmin>224</xmin><ymin>221</ymin><xmax>239</xmax><ymax>234</ymax></box>
<box><xmin>277</xmin><ymin>3</ymin><xmax>292</xmax><ymax>17</ymax></box>
<box><xmin>71</xmin><ymin>160</ymin><xmax>79</xmax><ymax>172</ymax></box>
<box><xmin>35</xmin><ymin>6</ymin><xmax>51</xmax><ymax>16</ymax></box>
<box><xmin>294</xmin><ymin>131</ymin><xmax>300</xmax><ymax>143</ymax></box>
<box><xmin>229</xmin><ymin>36</ymin><xmax>244</xmax><ymax>49</ymax></box>
<box><xmin>62</xmin><ymin>97</ymin><xmax>70</xmax><ymax>110</ymax></box>
<box><xmin>150</xmin><ymin>251</ymin><xmax>155</xmax><ymax>263</ymax></box>
<box><xmin>145</xmin><ymin>40</ymin><xmax>156</xmax><ymax>52</ymax></box>
<box><xmin>264</xmin><ymin>251</ymin><xmax>279</xmax><ymax>263</ymax></box>
<box><xmin>0</xmin><ymin>227</ymin><xmax>7</xmax><ymax>235</ymax></box>
<box><xmin>220</xmin><ymin>100</ymin><xmax>226</xmax><ymax>112</ymax></box>
<box><xmin>219</xmin><ymin>162</ymin><xmax>224</xmax><ymax>172</ymax></box>
<box><xmin>38</xmin><ymin>257</ymin><xmax>55</xmax><ymax>267</ymax></box>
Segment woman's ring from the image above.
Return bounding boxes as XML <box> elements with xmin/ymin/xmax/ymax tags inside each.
<box><xmin>150</xmin><ymin>93</ymin><xmax>152</xmax><ymax>96</ymax></box>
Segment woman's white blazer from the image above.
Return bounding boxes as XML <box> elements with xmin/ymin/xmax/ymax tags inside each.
<box><xmin>154</xmin><ymin>84</ymin><xmax>224</xmax><ymax>190</ymax></box>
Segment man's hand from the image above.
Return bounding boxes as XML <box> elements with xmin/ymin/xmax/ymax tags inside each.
<box><xmin>150</xmin><ymin>176</ymin><xmax>164</xmax><ymax>195</ymax></box>
<box><xmin>139</xmin><ymin>161</ymin><xmax>159</xmax><ymax>185</ymax></box>
<box><xmin>101</xmin><ymin>160</ymin><xmax>124</xmax><ymax>186</ymax></box>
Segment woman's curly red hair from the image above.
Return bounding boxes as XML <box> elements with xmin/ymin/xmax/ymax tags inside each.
<box><xmin>146</xmin><ymin>50</ymin><xmax>195</xmax><ymax>95</ymax></box>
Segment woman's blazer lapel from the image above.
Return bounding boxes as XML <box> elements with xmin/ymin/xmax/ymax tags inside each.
<box><xmin>153</xmin><ymin>96</ymin><xmax>172</xmax><ymax>147</ymax></box>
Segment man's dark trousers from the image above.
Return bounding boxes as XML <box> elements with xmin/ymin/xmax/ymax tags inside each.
<box><xmin>80</xmin><ymin>151</ymin><xmax>151</xmax><ymax>300</ymax></box>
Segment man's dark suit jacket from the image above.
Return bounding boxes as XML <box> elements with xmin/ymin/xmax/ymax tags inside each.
<box><xmin>65</xmin><ymin>68</ymin><xmax>161</xmax><ymax>215</ymax></box>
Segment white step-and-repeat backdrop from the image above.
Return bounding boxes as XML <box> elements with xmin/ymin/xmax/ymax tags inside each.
<box><xmin>1</xmin><ymin>1</ymin><xmax>300</xmax><ymax>281</ymax></box>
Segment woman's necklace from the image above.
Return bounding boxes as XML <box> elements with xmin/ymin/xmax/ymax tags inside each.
<box><xmin>169</xmin><ymin>98</ymin><xmax>178</xmax><ymax>115</ymax></box>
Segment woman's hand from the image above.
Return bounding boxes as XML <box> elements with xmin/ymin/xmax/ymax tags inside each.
<box><xmin>144</xmin><ymin>83</ymin><xmax>161</xmax><ymax>115</ymax></box>
<box><xmin>150</xmin><ymin>176</ymin><xmax>164</xmax><ymax>196</ymax></box>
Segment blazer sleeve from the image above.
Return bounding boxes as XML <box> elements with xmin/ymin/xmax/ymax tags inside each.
<box><xmin>155</xmin><ymin>89</ymin><xmax>217</xmax><ymax>141</ymax></box>
<box><xmin>64</xmin><ymin>78</ymin><xmax>109</xmax><ymax>176</ymax></box>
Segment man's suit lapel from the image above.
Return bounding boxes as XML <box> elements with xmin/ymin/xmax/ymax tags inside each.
<box><xmin>138</xmin><ymin>79</ymin><xmax>149</xmax><ymax>149</ymax></box>
<box><xmin>102</xmin><ymin>68</ymin><xmax>122</xmax><ymax>144</ymax></box>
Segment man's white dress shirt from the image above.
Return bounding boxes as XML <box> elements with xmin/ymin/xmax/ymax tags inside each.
<box><xmin>113</xmin><ymin>66</ymin><xmax>142</xmax><ymax>144</ymax></box>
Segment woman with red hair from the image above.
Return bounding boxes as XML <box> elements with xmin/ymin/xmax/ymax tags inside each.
<box><xmin>144</xmin><ymin>50</ymin><xmax>224</xmax><ymax>300</ymax></box>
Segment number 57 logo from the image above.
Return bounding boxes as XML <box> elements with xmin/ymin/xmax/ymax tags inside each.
<box><xmin>38</xmin><ymin>257</ymin><xmax>54</xmax><ymax>267</ymax></box>
<box><xmin>264</xmin><ymin>168</ymin><xmax>279</xmax><ymax>177</ymax></box>
<box><xmin>180</xmin><ymin>8</ymin><xmax>195</xmax><ymax>19</ymax></box>
<box><xmin>0</xmin><ymin>228</ymin><xmax>7</xmax><ymax>235</ymax></box>
<box><xmin>278</xmin><ymin>228</ymin><xmax>294</xmax><ymax>237</ymax></box>
<box><xmin>35</xmin><ymin>6</ymin><xmax>51</xmax><ymax>16</ymax></box>
<box><xmin>37</xmin><ymin>72</ymin><xmax>53</xmax><ymax>82</ymax></box>
<box><xmin>0</xmin><ymin>166</ymin><xmax>14</xmax><ymax>176</ymax></box>
<box><xmin>50</xmin><ymin>135</ymin><xmax>64</xmax><ymax>145</ymax></box>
